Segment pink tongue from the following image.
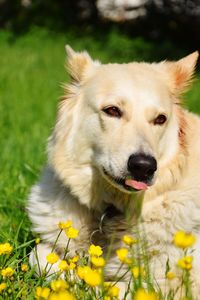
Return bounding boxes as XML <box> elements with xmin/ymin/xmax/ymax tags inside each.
<box><xmin>125</xmin><ymin>179</ymin><xmax>148</xmax><ymax>191</ymax></box>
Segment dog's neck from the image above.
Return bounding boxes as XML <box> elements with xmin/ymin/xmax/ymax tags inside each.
<box><xmin>89</xmin><ymin>202</ymin><xmax>139</xmax><ymax>248</ymax></box>
<box><xmin>92</xmin><ymin>173</ymin><xmax>146</xmax><ymax>217</ymax></box>
<box><xmin>89</xmin><ymin>183</ymin><xmax>145</xmax><ymax>247</ymax></box>
<box><xmin>103</xmin><ymin>204</ymin><xmax>122</xmax><ymax>218</ymax></box>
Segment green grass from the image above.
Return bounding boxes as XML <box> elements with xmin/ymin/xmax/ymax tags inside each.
<box><xmin>0</xmin><ymin>27</ymin><xmax>200</xmax><ymax>299</ymax></box>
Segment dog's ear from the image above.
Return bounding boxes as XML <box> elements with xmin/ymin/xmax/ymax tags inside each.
<box><xmin>65</xmin><ymin>45</ymin><xmax>100</xmax><ymax>83</ymax></box>
<box><xmin>163</xmin><ymin>52</ymin><xmax>199</xmax><ymax>94</ymax></box>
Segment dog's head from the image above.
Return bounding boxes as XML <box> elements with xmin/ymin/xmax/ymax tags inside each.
<box><xmin>49</xmin><ymin>47</ymin><xmax>198</xmax><ymax>204</ymax></box>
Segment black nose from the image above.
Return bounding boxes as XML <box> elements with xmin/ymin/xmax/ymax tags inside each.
<box><xmin>127</xmin><ymin>154</ymin><xmax>157</xmax><ymax>182</ymax></box>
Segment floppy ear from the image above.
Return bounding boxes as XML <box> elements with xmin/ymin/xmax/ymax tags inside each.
<box><xmin>65</xmin><ymin>45</ymin><xmax>100</xmax><ymax>83</ymax></box>
<box><xmin>164</xmin><ymin>51</ymin><xmax>199</xmax><ymax>94</ymax></box>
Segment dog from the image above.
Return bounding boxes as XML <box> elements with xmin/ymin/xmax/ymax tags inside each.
<box><xmin>28</xmin><ymin>46</ymin><xmax>200</xmax><ymax>297</ymax></box>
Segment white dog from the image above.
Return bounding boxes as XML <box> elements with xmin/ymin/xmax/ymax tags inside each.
<box><xmin>28</xmin><ymin>46</ymin><xmax>200</xmax><ymax>297</ymax></box>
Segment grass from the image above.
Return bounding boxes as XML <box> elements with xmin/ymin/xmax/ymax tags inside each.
<box><xmin>0</xmin><ymin>27</ymin><xmax>200</xmax><ymax>299</ymax></box>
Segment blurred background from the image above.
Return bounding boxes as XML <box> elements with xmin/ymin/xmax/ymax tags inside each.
<box><xmin>1</xmin><ymin>0</ymin><xmax>200</xmax><ymax>55</ymax></box>
<box><xmin>1</xmin><ymin>0</ymin><xmax>200</xmax><ymax>50</ymax></box>
<box><xmin>0</xmin><ymin>0</ymin><xmax>200</xmax><ymax>239</ymax></box>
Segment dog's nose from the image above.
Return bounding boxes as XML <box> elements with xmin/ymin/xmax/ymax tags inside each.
<box><xmin>127</xmin><ymin>154</ymin><xmax>157</xmax><ymax>182</ymax></box>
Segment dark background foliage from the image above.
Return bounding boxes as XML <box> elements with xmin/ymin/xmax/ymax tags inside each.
<box><xmin>0</xmin><ymin>0</ymin><xmax>200</xmax><ymax>51</ymax></box>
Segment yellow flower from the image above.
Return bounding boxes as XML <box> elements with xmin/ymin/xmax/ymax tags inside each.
<box><xmin>134</xmin><ymin>289</ymin><xmax>158</xmax><ymax>300</ymax></box>
<box><xmin>35</xmin><ymin>238</ymin><xmax>41</xmax><ymax>244</ymax></box>
<box><xmin>88</xmin><ymin>244</ymin><xmax>103</xmax><ymax>257</ymax></box>
<box><xmin>50</xmin><ymin>280</ymin><xmax>68</xmax><ymax>292</ymax></box>
<box><xmin>116</xmin><ymin>248</ymin><xmax>128</xmax><ymax>263</ymax></box>
<box><xmin>0</xmin><ymin>243</ymin><xmax>13</xmax><ymax>255</ymax></box>
<box><xmin>35</xmin><ymin>287</ymin><xmax>50</xmax><ymax>299</ymax></box>
<box><xmin>59</xmin><ymin>260</ymin><xmax>68</xmax><ymax>271</ymax></box>
<box><xmin>177</xmin><ymin>256</ymin><xmax>193</xmax><ymax>270</ymax></box>
<box><xmin>104</xmin><ymin>283</ymin><xmax>119</xmax><ymax>297</ymax></box>
<box><xmin>49</xmin><ymin>291</ymin><xmax>75</xmax><ymax>300</ymax></box>
<box><xmin>122</xmin><ymin>235</ymin><xmax>136</xmax><ymax>246</ymax></box>
<box><xmin>0</xmin><ymin>283</ymin><xmax>7</xmax><ymax>293</ymax></box>
<box><xmin>108</xmin><ymin>286</ymin><xmax>119</xmax><ymax>297</ymax></box>
<box><xmin>173</xmin><ymin>231</ymin><xmax>196</xmax><ymax>249</ymax></box>
<box><xmin>58</xmin><ymin>220</ymin><xmax>72</xmax><ymax>230</ymax></box>
<box><xmin>91</xmin><ymin>256</ymin><xmax>105</xmax><ymax>268</ymax></box>
<box><xmin>46</xmin><ymin>252</ymin><xmax>59</xmax><ymax>264</ymax></box>
<box><xmin>166</xmin><ymin>271</ymin><xmax>176</xmax><ymax>280</ymax></box>
<box><xmin>1</xmin><ymin>267</ymin><xmax>14</xmax><ymax>278</ymax></box>
<box><xmin>132</xmin><ymin>266</ymin><xmax>139</xmax><ymax>279</ymax></box>
<box><xmin>65</xmin><ymin>227</ymin><xmax>79</xmax><ymax>239</ymax></box>
<box><xmin>132</xmin><ymin>266</ymin><xmax>146</xmax><ymax>279</ymax></box>
<box><xmin>69</xmin><ymin>255</ymin><xmax>79</xmax><ymax>263</ymax></box>
<box><xmin>21</xmin><ymin>264</ymin><xmax>28</xmax><ymax>272</ymax></box>
<box><xmin>68</xmin><ymin>262</ymin><xmax>76</xmax><ymax>270</ymax></box>
<box><xmin>77</xmin><ymin>266</ymin><xmax>89</xmax><ymax>280</ymax></box>
<box><xmin>77</xmin><ymin>266</ymin><xmax>101</xmax><ymax>286</ymax></box>
<box><xmin>84</xmin><ymin>268</ymin><xmax>101</xmax><ymax>287</ymax></box>
<box><xmin>59</xmin><ymin>260</ymin><xmax>76</xmax><ymax>271</ymax></box>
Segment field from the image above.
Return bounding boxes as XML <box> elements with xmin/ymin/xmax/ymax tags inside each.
<box><xmin>0</xmin><ymin>27</ymin><xmax>200</xmax><ymax>299</ymax></box>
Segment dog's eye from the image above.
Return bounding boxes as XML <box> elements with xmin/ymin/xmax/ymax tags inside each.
<box><xmin>102</xmin><ymin>106</ymin><xmax>122</xmax><ymax>118</ymax></box>
<box><xmin>154</xmin><ymin>114</ymin><xmax>167</xmax><ymax>125</ymax></box>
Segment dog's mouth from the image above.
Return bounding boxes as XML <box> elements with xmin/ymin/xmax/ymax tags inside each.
<box><xmin>102</xmin><ymin>168</ymin><xmax>150</xmax><ymax>192</ymax></box>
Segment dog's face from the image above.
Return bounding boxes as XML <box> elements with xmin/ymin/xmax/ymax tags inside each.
<box><xmin>53</xmin><ymin>47</ymin><xmax>198</xmax><ymax>196</ymax></box>
<box><xmin>81</xmin><ymin>63</ymin><xmax>179</xmax><ymax>193</ymax></box>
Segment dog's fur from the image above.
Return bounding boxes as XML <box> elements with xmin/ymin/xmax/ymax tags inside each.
<box><xmin>28</xmin><ymin>47</ymin><xmax>200</xmax><ymax>297</ymax></box>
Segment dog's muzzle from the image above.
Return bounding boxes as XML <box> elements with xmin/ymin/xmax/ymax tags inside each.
<box><xmin>127</xmin><ymin>153</ymin><xmax>157</xmax><ymax>183</ymax></box>
<box><xmin>102</xmin><ymin>153</ymin><xmax>157</xmax><ymax>192</ymax></box>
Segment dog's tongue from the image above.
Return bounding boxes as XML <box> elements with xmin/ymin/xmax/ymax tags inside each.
<box><xmin>125</xmin><ymin>179</ymin><xmax>148</xmax><ymax>191</ymax></box>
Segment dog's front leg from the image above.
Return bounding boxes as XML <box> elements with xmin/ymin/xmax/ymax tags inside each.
<box><xmin>29</xmin><ymin>243</ymin><xmax>60</xmax><ymax>277</ymax></box>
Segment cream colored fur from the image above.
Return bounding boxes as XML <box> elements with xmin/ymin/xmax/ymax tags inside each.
<box><xmin>27</xmin><ymin>47</ymin><xmax>200</xmax><ymax>298</ymax></box>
